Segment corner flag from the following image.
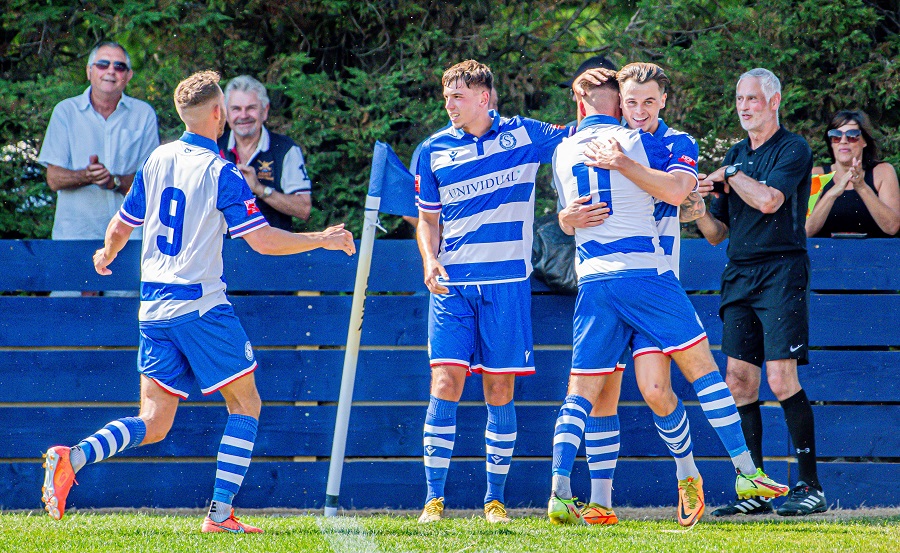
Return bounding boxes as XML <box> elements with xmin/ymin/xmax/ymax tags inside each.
<box><xmin>324</xmin><ymin>141</ymin><xmax>417</xmax><ymax>516</ymax></box>
<box><xmin>366</xmin><ymin>141</ymin><xmax>419</xmax><ymax>218</ymax></box>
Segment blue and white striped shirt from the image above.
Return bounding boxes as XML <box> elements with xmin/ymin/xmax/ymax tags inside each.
<box><xmin>649</xmin><ymin>119</ymin><xmax>699</xmax><ymax>278</ymax></box>
<box><xmin>552</xmin><ymin>114</ymin><xmax>674</xmax><ymax>284</ymax></box>
<box><xmin>416</xmin><ymin>111</ymin><xmax>572</xmax><ymax>285</ymax></box>
<box><xmin>118</xmin><ymin>132</ymin><xmax>268</xmax><ymax>326</ymax></box>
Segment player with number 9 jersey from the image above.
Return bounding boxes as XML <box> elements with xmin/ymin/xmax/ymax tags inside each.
<box><xmin>118</xmin><ymin>134</ymin><xmax>268</xmax><ymax>325</ymax></box>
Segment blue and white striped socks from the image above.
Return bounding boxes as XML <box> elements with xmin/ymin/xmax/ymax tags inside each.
<box><xmin>693</xmin><ymin>372</ymin><xmax>755</xmax><ymax>474</ymax></box>
<box><xmin>69</xmin><ymin>416</ymin><xmax>147</xmax><ymax>473</ymax></box>
<box><xmin>209</xmin><ymin>414</ymin><xmax>258</xmax><ymax>523</ymax></box>
<box><xmin>585</xmin><ymin>415</ymin><xmax>619</xmax><ymax>508</ymax></box>
<box><xmin>423</xmin><ymin>395</ymin><xmax>458</xmax><ymax>502</ymax></box>
<box><xmin>551</xmin><ymin>394</ymin><xmax>591</xmax><ymax>499</ymax></box>
<box><xmin>484</xmin><ymin>400</ymin><xmax>516</xmax><ymax>504</ymax></box>
<box><xmin>653</xmin><ymin>399</ymin><xmax>700</xmax><ymax>480</ymax></box>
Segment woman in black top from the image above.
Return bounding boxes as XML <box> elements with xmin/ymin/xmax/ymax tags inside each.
<box><xmin>806</xmin><ymin>110</ymin><xmax>899</xmax><ymax>237</ymax></box>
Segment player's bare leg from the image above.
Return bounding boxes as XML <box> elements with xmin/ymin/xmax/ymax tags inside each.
<box><xmin>635</xmin><ymin>353</ymin><xmax>704</xmax><ymax>526</ymax></box>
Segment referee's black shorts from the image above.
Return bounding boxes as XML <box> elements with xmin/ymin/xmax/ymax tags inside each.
<box><xmin>718</xmin><ymin>254</ymin><xmax>810</xmax><ymax>367</ymax></box>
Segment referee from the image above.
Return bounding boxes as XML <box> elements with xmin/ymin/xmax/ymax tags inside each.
<box><xmin>696</xmin><ymin>68</ymin><xmax>827</xmax><ymax>517</ymax></box>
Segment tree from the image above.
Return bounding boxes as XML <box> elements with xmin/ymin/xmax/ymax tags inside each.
<box><xmin>1</xmin><ymin>0</ymin><xmax>897</xmax><ymax>238</ymax></box>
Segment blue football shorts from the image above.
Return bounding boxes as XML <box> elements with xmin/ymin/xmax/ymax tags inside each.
<box><xmin>572</xmin><ymin>272</ymin><xmax>707</xmax><ymax>375</ymax></box>
<box><xmin>138</xmin><ymin>304</ymin><xmax>258</xmax><ymax>398</ymax></box>
<box><xmin>428</xmin><ymin>279</ymin><xmax>535</xmax><ymax>376</ymax></box>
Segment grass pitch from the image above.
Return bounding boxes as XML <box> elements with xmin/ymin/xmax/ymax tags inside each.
<box><xmin>0</xmin><ymin>509</ymin><xmax>898</xmax><ymax>553</ymax></box>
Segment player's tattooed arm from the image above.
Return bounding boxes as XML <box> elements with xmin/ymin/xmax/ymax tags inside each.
<box><xmin>679</xmin><ymin>191</ymin><xmax>706</xmax><ymax>222</ymax></box>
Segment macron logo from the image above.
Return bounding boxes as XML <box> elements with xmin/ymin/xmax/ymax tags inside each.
<box><xmin>524</xmin><ymin>351</ymin><xmax>531</xmax><ymax>363</ymax></box>
<box><xmin>448</xmin><ymin>150</ymin><xmax>459</xmax><ymax>161</ymax></box>
<box><xmin>490</xmin><ymin>455</ymin><xmax>503</xmax><ymax>464</ymax></box>
<box><xmin>424</xmin><ymin>446</ymin><xmax>436</xmax><ymax>456</ymax></box>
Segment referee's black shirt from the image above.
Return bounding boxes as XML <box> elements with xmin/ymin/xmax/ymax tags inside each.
<box><xmin>710</xmin><ymin>125</ymin><xmax>812</xmax><ymax>264</ymax></box>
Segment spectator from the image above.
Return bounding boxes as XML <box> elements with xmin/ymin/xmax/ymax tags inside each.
<box><xmin>805</xmin><ymin>109</ymin><xmax>900</xmax><ymax>237</ymax></box>
<box><xmin>218</xmin><ymin>75</ymin><xmax>312</xmax><ymax>231</ymax></box>
<box><xmin>38</xmin><ymin>41</ymin><xmax>158</xmax><ymax>295</ymax></box>
<box><xmin>695</xmin><ymin>68</ymin><xmax>827</xmax><ymax>517</ymax></box>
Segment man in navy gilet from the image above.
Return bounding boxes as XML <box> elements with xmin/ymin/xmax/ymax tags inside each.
<box><xmin>218</xmin><ymin>75</ymin><xmax>312</xmax><ymax>230</ymax></box>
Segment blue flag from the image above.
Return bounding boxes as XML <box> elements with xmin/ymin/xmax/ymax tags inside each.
<box><xmin>366</xmin><ymin>141</ymin><xmax>418</xmax><ymax>218</ymax></box>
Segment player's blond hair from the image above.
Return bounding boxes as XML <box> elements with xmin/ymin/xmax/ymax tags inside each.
<box><xmin>174</xmin><ymin>70</ymin><xmax>222</xmax><ymax>111</ymax></box>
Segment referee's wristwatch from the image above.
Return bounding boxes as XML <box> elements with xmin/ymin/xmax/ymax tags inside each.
<box><xmin>112</xmin><ymin>175</ymin><xmax>122</xmax><ymax>193</ymax></box>
<box><xmin>261</xmin><ymin>186</ymin><xmax>275</xmax><ymax>198</ymax></box>
<box><xmin>723</xmin><ymin>165</ymin><xmax>738</xmax><ymax>184</ymax></box>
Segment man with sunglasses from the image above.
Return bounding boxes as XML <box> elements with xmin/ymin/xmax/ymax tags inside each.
<box><xmin>695</xmin><ymin>68</ymin><xmax>827</xmax><ymax>517</ymax></box>
<box><xmin>38</xmin><ymin>41</ymin><xmax>159</xmax><ymax>260</ymax></box>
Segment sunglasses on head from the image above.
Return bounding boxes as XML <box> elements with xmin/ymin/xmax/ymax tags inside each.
<box><xmin>92</xmin><ymin>59</ymin><xmax>130</xmax><ymax>73</ymax></box>
<box><xmin>828</xmin><ymin>129</ymin><xmax>862</xmax><ymax>143</ymax></box>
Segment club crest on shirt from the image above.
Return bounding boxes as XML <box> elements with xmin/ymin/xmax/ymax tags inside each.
<box><xmin>498</xmin><ymin>132</ymin><xmax>517</xmax><ymax>150</ymax></box>
<box><xmin>244</xmin><ymin>341</ymin><xmax>253</xmax><ymax>361</ymax></box>
<box><xmin>256</xmin><ymin>160</ymin><xmax>275</xmax><ymax>181</ymax></box>
<box><xmin>679</xmin><ymin>155</ymin><xmax>697</xmax><ymax>167</ymax></box>
<box><xmin>244</xmin><ymin>198</ymin><xmax>261</xmax><ymax>215</ymax></box>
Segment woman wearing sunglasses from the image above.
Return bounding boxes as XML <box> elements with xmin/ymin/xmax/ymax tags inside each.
<box><xmin>806</xmin><ymin>109</ymin><xmax>899</xmax><ymax>237</ymax></box>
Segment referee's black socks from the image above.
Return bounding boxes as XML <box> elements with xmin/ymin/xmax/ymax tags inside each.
<box><xmin>780</xmin><ymin>389</ymin><xmax>822</xmax><ymax>491</ymax></box>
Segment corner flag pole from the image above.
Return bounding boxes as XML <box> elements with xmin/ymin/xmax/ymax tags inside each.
<box><xmin>324</xmin><ymin>197</ymin><xmax>378</xmax><ymax>517</ymax></box>
<box><xmin>324</xmin><ymin>141</ymin><xmax>416</xmax><ymax>516</ymax></box>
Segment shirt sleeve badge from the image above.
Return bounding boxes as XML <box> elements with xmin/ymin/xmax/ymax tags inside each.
<box><xmin>244</xmin><ymin>198</ymin><xmax>261</xmax><ymax>215</ymax></box>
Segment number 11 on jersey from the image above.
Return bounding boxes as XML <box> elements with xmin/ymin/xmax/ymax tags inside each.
<box><xmin>572</xmin><ymin>163</ymin><xmax>613</xmax><ymax>215</ymax></box>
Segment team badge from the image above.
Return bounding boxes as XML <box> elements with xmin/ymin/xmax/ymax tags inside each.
<box><xmin>679</xmin><ymin>155</ymin><xmax>697</xmax><ymax>167</ymax></box>
<box><xmin>257</xmin><ymin>160</ymin><xmax>275</xmax><ymax>181</ymax></box>
<box><xmin>244</xmin><ymin>198</ymin><xmax>261</xmax><ymax>215</ymax></box>
<box><xmin>498</xmin><ymin>132</ymin><xmax>517</xmax><ymax>150</ymax></box>
<box><xmin>244</xmin><ymin>341</ymin><xmax>253</xmax><ymax>361</ymax></box>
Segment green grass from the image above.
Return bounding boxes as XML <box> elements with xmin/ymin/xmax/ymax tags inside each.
<box><xmin>1</xmin><ymin>511</ymin><xmax>898</xmax><ymax>553</ymax></box>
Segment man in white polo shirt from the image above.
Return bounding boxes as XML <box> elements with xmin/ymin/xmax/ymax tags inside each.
<box><xmin>38</xmin><ymin>41</ymin><xmax>159</xmax><ymax>243</ymax></box>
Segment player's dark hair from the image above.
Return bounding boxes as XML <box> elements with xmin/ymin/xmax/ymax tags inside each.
<box><xmin>616</xmin><ymin>62</ymin><xmax>670</xmax><ymax>93</ymax></box>
<box><xmin>442</xmin><ymin>60</ymin><xmax>493</xmax><ymax>92</ymax></box>
<box><xmin>579</xmin><ymin>68</ymin><xmax>620</xmax><ymax>94</ymax></box>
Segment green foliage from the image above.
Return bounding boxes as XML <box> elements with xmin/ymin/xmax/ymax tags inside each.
<box><xmin>602</xmin><ymin>0</ymin><xmax>900</xmax><ymax>171</ymax></box>
<box><xmin>0</xmin><ymin>0</ymin><xmax>897</xmax><ymax>238</ymax></box>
